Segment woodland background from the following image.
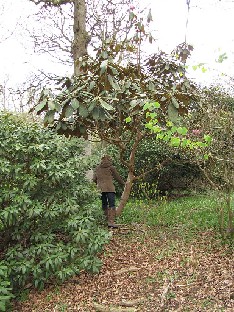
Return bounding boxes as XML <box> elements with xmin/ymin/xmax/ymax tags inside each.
<box><xmin>0</xmin><ymin>0</ymin><xmax>233</xmax><ymax>311</ymax></box>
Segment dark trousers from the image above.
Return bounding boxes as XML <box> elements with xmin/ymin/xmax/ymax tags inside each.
<box><xmin>101</xmin><ymin>192</ymin><xmax>115</xmax><ymax>209</ymax></box>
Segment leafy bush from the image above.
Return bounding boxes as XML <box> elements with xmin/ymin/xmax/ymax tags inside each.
<box><xmin>0</xmin><ymin>262</ymin><xmax>14</xmax><ymax>311</ymax></box>
<box><xmin>0</xmin><ymin>112</ymin><xmax>110</xmax><ymax>295</ymax></box>
<box><xmin>107</xmin><ymin>137</ymin><xmax>202</xmax><ymax>198</ymax></box>
<box><xmin>184</xmin><ymin>87</ymin><xmax>234</xmax><ymax>235</ymax></box>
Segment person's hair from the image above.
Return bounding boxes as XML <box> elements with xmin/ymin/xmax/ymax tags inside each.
<box><xmin>102</xmin><ymin>155</ymin><xmax>112</xmax><ymax>161</ymax></box>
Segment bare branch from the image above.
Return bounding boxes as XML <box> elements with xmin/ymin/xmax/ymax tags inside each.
<box><xmin>29</xmin><ymin>0</ymin><xmax>72</xmax><ymax>6</ymax></box>
<box><xmin>134</xmin><ymin>158</ymin><xmax>171</xmax><ymax>181</ymax></box>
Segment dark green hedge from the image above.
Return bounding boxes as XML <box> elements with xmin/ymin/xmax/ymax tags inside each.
<box><xmin>0</xmin><ymin>112</ymin><xmax>110</xmax><ymax>309</ymax></box>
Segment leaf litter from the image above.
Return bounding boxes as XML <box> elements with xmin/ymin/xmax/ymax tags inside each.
<box><xmin>12</xmin><ymin>226</ymin><xmax>234</xmax><ymax>312</ymax></box>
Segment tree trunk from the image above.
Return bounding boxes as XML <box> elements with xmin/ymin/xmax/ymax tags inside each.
<box><xmin>73</xmin><ymin>0</ymin><xmax>88</xmax><ymax>75</ymax></box>
<box><xmin>72</xmin><ymin>0</ymin><xmax>93</xmax><ymax>177</ymax></box>
<box><xmin>116</xmin><ymin>132</ymin><xmax>143</xmax><ymax>216</ymax></box>
<box><xmin>116</xmin><ymin>171</ymin><xmax>134</xmax><ymax>217</ymax></box>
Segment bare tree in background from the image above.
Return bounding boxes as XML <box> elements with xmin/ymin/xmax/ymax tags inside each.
<box><xmin>0</xmin><ymin>78</ymin><xmax>8</xmax><ymax>110</ymax></box>
<box><xmin>28</xmin><ymin>0</ymin><xmax>151</xmax><ymax>74</ymax></box>
<box><xmin>29</xmin><ymin>0</ymin><xmax>89</xmax><ymax>75</ymax></box>
<box><xmin>0</xmin><ymin>2</ymin><xmax>20</xmax><ymax>43</ymax></box>
<box><xmin>0</xmin><ymin>77</ymin><xmax>20</xmax><ymax>111</ymax></box>
<box><xmin>0</xmin><ymin>72</ymin><xmax>56</xmax><ymax>112</ymax></box>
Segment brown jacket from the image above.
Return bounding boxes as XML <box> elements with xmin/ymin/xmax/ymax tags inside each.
<box><xmin>93</xmin><ymin>158</ymin><xmax>124</xmax><ymax>192</ymax></box>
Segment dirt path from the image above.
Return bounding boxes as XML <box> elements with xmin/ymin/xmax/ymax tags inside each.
<box><xmin>13</xmin><ymin>226</ymin><xmax>234</xmax><ymax>312</ymax></box>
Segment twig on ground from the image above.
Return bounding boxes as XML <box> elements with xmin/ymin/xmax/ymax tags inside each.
<box><xmin>93</xmin><ymin>302</ymin><xmax>137</xmax><ymax>312</ymax></box>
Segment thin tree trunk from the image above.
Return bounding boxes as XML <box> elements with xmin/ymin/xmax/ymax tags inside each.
<box><xmin>72</xmin><ymin>0</ymin><xmax>93</xmax><ymax>177</ymax></box>
<box><xmin>116</xmin><ymin>171</ymin><xmax>134</xmax><ymax>216</ymax></box>
<box><xmin>73</xmin><ymin>0</ymin><xmax>88</xmax><ymax>75</ymax></box>
<box><xmin>116</xmin><ymin>131</ymin><xmax>143</xmax><ymax>216</ymax></box>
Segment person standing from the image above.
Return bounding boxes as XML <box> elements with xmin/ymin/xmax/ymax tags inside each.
<box><xmin>93</xmin><ymin>155</ymin><xmax>124</xmax><ymax>228</ymax></box>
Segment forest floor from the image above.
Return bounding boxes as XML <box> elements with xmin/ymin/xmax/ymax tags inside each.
<box><xmin>12</xmin><ymin>224</ymin><xmax>234</xmax><ymax>312</ymax></box>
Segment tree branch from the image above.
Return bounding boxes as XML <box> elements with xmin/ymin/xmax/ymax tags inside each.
<box><xmin>134</xmin><ymin>158</ymin><xmax>171</xmax><ymax>181</ymax></box>
<box><xmin>29</xmin><ymin>0</ymin><xmax>72</xmax><ymax>5</ymax></box>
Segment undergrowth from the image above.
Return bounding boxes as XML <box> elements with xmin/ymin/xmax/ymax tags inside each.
<box><xmin>117</xmin><ymin>192</ymin><xmax>233</xmax><ymax>244</ymax></box>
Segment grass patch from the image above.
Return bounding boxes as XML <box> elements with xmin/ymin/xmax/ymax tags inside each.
<box><xmin>117</xmin><ymin>192</ymin><xmax>231</xmax><ymax>240</ymax></box>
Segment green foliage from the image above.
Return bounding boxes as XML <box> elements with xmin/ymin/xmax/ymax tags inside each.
<box><xmin>144</xmin><ymin>102</ymin><xmax>211</xmax><ymax>150</ymax></box>
<box><xmin>216</xmin><ymin>52</ymin><xmax>228</xmax><ymax>63</ymax></box>
<box><xmin>32</xmin><ymin>41</ymin><xmax>196</xmax><ymax>143</ymax></box>
<box><xmin>185</xmin><ymin>88</ymin><xmax>234</xmax><ymax>235</ymax></box>
<box><xmin>0</xmin><ymin>112</ymin><xmax>110</xmax><ymax>296</ymax></box>
<box><xmin>190</xmin><ymin>91</ymin><xmax>233</xmax><ymax>186</ymax></box>
<box><xmin>30</xmin><ymin>20</ymin><xmax>198</xmax><ymax>213</ymax></box>
<box><xmin>118</xmin><ymin>193</ymin><xmax>231</xmax><ymax>239</ymax></box>
<box><xmin>0</xmin><ymin>262</ymin><xmax>14</xmax><ymax>312</ymax></box>
<box><xmin>107</xmin><ymin>136</ymin><xmax>203</xmax><ymax>198</ymax></box>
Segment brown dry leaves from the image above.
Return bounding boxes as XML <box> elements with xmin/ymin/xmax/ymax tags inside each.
<box><xmin>13</xmin><ymin>227</ymin><xmax>234</xmax><ymax>312</ymax></box>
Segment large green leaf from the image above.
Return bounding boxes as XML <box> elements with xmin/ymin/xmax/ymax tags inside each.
<box><xmin>35</xmin><ymin>99</ymin><xmax>47</xmax><ymax>113</ymax></box>
<box><xmin>79</xmin><ymin>104</ymin><xmax>89</xmax><ymax>117</ymax></box>
<box><xmin>170</xmin><ymin>137</ymin><xmax>181</xmax><ymax>147</ymax></box>
<box><xmin>92</xmin><ymin>107</ymin><xmax>99</xmax><ymax>120</ymax></box>
<box><xmin>100</xmin><ymin>60</ymin><xmax>108</xmax><ymax>75</ymax></box>
<box><xmin>99</xmin><ymin>98</ymin><xmax>114</xmax><ymax>111</ymax></box>
<box><xmin>177</xmin><ymin>127</ymin><xmax>188</xmax><ymax>136</ymax></box>
<box><xmin>168</xmin><ymin>102</ymin><xmax>179</xmax><ymax>122</ymax></box>
<box><xmin>65</xmin><ymin>105</ymin><xmax>74</xmax><ymax>118</ymax></box>
<box><xmin>44</xmin><ymin>110</ymin><xmax>55</xmax><ymax>124</ymax></box>
<box><xmin>48</xmin><ymin>100</ymin><xmax>55</xmax><ymax>110</ymax></box>
<box><xmin>88</xmin><ymin>101</ymin><xmax>97</xmax><ymax>112</ymax></box>
<box><xmin>99</xmin><ymin>108</ymin><xmax>108</xmax><ymax>121</ymax></box>
<box><xmin>71</xmin><ymin>98</ymin><xmax>79</xmax><ymax>110</ymax></box>
<box><xmin>108</xmin><ymin>75</ymin><xmax>120</xmax><ymax>90</ymax></box>
<box><xmin>54</xmin><ymin>101</ymin><xmax>61</xmax><ymax>112</ymax></box>
<box><xmin>130</xmin><ymin>100</ymin><xmax>138</xmax><ymax>108</ymax></box>
<box><xmin>171</xmin><ymin>97</ymin><xmax>179</xmax><ymax>108</ymax></box>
